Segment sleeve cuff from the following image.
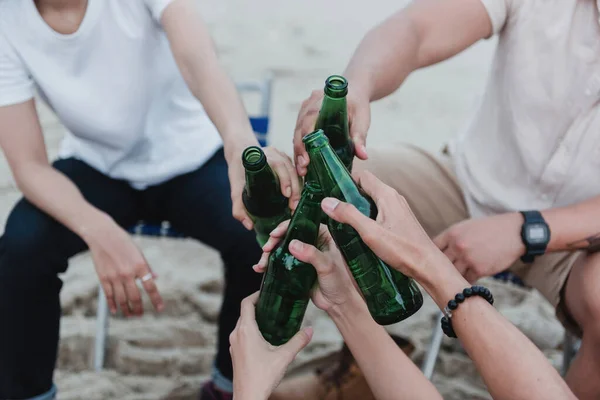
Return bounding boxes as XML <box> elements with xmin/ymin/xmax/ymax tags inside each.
<box><xmin>479</xmin><ymin>0</ymin><xmax>508</xmax><ymax>37</ymax></box>
<box><xmin>147</xmin><ymin>0</ymin><xmax>176</xmax><ymax>22</ymax></box>
<box><xmin>0</xmin><ymin>85</ymin><xmax>35</xmax><ymax>107</ymax></box>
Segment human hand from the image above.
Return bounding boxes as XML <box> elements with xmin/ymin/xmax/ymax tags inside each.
<box><xmin>85</xmin><ymin>217</ymin><xmax>164</xmax><ymax>317</ymax></box>
<box><xmin>230</xmin><ymin>292</ymin><xmax>313</xmax><ymax>399</ymax></box>
<box><xmin>229</xmin><ymin>146</ymin><xmax>302</xmax><ymax>230</ymax></box>
<box><xmin>433</xmin><ymin>214</ymin><xmax>525</xmax><ymax>283</ymax></box>
<box><xmin>255</xmin><ymin>221</ymin><xmax>358</xmax><ymax>313</ymax></box>
<box><xmin>293</xmin><ymin>87</ymin><xmax>371</xmax><ymax>176</ymax></box>
<box><xmin>317</xmin><ymin>170</ymin><xmax>442</xmax><ymax>283</ymax></box>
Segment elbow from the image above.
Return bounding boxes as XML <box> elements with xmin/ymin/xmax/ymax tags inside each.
<box><xmin>10</xmin><ymin>159</ymin><xmax>44</xmax><ymax>192</ymax></box>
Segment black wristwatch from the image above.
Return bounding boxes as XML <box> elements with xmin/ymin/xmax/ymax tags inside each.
<box><xmin>519</xmin><ymin>210</ymin><xmax>551</xmax><ymax>263</ymax></box>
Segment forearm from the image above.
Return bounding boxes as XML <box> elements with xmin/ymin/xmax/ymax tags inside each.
<box><xmin>421</xmin><ymin>253</ymin><xmax>576</xmax><ymax>400</ymax></box>
<box><xmin>14</xmin><ymin>163</ymin><xmax>113</xmax><ymax>243</ymax></box>
<box><xmin>343</xmin><ymin>10</ymin><xmax>421</xmax><ymax>102</ymax></box>
<box><xmin>162</xmin><ymin>0</ymin><xmax>258</xmax><ymax>165</ymax></box>
<box><xmin>186</xmin><ymin>61</ymin><xmax>258</xmax><ymax>162</ymax></box>
<box><xmin>343</xmin><ymin>0</ymin><xmax>492</xmax><ymax>103</ymax></box>
<box><xmin>542</xmin><ymin>195</ymin><xmax>600</xmax><ymax>252</ymax></box>
<box><xmin>328</xmin><ymin>291</ymin><xmax>442</xmax><ymax>400</ymax></box>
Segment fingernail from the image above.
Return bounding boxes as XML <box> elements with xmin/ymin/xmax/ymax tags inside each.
<box><xmin>297</xmin><ymin>155</ymin><xmax>305</xmax><ymax>166</ymax></box>
<box><xmin>290</xmin><ymin>239</ymin><xmax>303</xmax><ymax>251</ymax></box>
<box><xmin>321</xmin><ymin>198</ymin><xmax>340</xmax><ymax>213</ymax></box>
<box><xmin>285</xmin><ymin>186</ymin><xmax>292</xmax><ymax>198</ymax></box>
<box><xmin>243</xmin><ymin>220</ymin><xmax>252</xmax><ymax>230</ymax></box>
<box><xmin>157</xmin><ymin>303</ymin><xmax>165</xmax><ymax>312</ymax></box>
<box><xmin>304</xmin><ymin>326</ymin><xmax>314</xmax><ymax>337</ymax></box>
<box><xmin>293</xmin><ymin>200</ymin><xmax>299</xmax><ymax>209</ymax></box>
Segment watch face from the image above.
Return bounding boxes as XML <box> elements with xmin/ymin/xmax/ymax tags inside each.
<box><xmin>526</xmin><ymin>224</ymin><xmax>548</xmax><ymax>244</ymax></box>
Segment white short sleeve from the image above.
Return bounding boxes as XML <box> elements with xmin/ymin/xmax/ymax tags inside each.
<box><xmin>143</xmin><ymin>0</ymin><xmax>176</xmax><ymax>22</ymax></box>
<box><xmin>479</xmin><ymin>0</ymin><xmax>508</xmax><ymax>36</ymax></box>
<box><xmin>0</xmin><ymin>32</ymin><xmax>34</xmax><ymax>107</ymax></box>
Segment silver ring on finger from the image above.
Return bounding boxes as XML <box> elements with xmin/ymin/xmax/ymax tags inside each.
<box><xmin>137</xmin><ymin>272</ymin><xmax>153</xmax><ymax>283</ymax></box>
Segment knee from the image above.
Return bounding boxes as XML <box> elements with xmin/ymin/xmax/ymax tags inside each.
<box><xmin>573</xmin><ymin>253</ymin><xmax>600</xmax><ymax>338</ymax></box>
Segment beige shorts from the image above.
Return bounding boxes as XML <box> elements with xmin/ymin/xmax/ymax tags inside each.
<box><xmin>354</xmin><ymin>144</ymin><xmax>584</xmax><ymax>336</ymax></box>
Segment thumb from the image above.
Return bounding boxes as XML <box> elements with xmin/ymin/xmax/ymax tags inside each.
<box><xmin>281</xmin><ymin>326</ymin><xmax>313</xmax><ymax>358</ymax></box>
<box><xmin>321</xmin><ymin>197</ymin><xmax>374</xmax><ymax>236</ymax></box>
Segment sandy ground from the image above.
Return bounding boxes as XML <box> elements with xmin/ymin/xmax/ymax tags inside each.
<box><xmin>0</xmin><ymin>1</ymin><xmax>570</xmax><ymax>399</ymax></box>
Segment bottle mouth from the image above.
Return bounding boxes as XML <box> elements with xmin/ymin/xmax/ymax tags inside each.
<box><xmin>324</xmin><ymin>75</ymin><xmax>348</xmax><ymax>97</ymax></box>
<box><xmin>242</xmin><ymin>146</ymin><xmax>267</xmax><ymax>171</ymax></box>
<box><xmin>302</xmin><ymin>129</ymin><xmax>329</xmax><ymax>148</ymax></box>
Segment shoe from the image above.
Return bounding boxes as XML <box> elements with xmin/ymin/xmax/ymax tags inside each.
<box><xmin>198</xmin><ymin>381</ymin><xmax>233</xmax><ymax>400</ymax></box>
<box><xmin>270</xmin><ymin>334</ymin><xmax>415</xmax><ymax>400</ymax></box>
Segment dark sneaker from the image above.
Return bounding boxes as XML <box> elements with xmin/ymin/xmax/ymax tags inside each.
<box><xmin>198</xmin><ymin>381</ymin><xmax>233</xmax><ymax>400</ymax></box>
<box><xmin>270</xmin><ymin>334</ymin><xmax>415</xmax><ymax>400</ymax></box>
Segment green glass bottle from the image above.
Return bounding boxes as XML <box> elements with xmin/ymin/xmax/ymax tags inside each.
<box><xmin>315</xmin><ymin>75</ymin><xmax>355</xmax><ymax>173</ymax></box>
<box><xmin>255</xmin><ymin>183</ymin><xmax>322</xmax><ymax>345</ymax></box>
<box><xmin>242</xmin><ymin>146</ymin><xmax>291</xmax><ymax>246</ymax></box>
<box><xmin>303</xmin><ymin>129</ymin><xmax>423</xmax><ymax>325</ymax></box>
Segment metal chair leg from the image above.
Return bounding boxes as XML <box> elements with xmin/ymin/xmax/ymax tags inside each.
<box><xmin>94</xmin><ymin>285</ymin><xmax>109</xmax><ymax>371</ymax></box>
<box><xmin>422</xmin><ymin>311</ymin><xmax>444</xmax><ymax>380</ymax></box>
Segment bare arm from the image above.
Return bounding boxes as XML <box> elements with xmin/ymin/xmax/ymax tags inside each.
<box><xmin>542</xmin><ymin>195</ymin><xmax>600</xmax><ymax>252</ymax></box>
<box><xmin>0</xmin><ymin>100</ymin><xmax>111</xmax><ymax>239</ymax></box>
<box><xmin>294</xmin><ymin>0</ymin><xmax>494</xmax><ymax>170</ymax></box>
<box><xmin>0</xmin><ymin>100</ymin><xmax>163</xmax><ymax>316</ymax></box>
<box><xmin>159</xmin><ymin>0</ymin><xmax>301</xmax><ymax>224</ymax></box>
<box><xmin>421</xmin><ymin>258</ymin><xmax>576</xmax><ymax>400</ymax></box>
<box><xmin>344</xmin><ymin>0</ymin><xmax>493</xmax><ymax>101</ymax></box>
<box><xmin>159</xmin><ymin>0</ymin><xmax>257</xmax><ymax>159</ymax></box>
<box><xmin>323</xmin><ymin>171</ymin><xmax>576</xmax><ymax>400</ymax></box>
<box><xmin>328</xmin><ymin>291</ymin><xmax>442</xmax><ymax>400</ymax></box>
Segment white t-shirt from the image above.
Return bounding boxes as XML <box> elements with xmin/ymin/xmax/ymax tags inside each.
<box><xmin>0</xmin><ymin>0</ymin><xmax>223</xmax><ymax>189</ymax></box>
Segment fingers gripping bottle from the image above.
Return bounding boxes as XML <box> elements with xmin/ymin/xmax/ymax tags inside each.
<box><xmin>303</xmin><ymin>129</ymin><xmax>423</xmax><ymax>325</ymax></box>
<box><xmin>255</xmin><ymin>183</ymin><xmax>323</xmax><ymax>345</ymax></box>
<box><xmin>242</xmin><ymin>146</ymin><xmax>291</xmax><ymax>246</ymax></box>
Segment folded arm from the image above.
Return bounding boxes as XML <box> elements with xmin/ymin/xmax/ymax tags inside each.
<box><xmin>542</xmin><ymin>195</ymin><xmax>600</xmax><ymax>252</ymax></box>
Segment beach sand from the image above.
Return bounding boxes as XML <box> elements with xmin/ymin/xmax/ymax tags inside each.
<box><xmin>0</xmin><ymin>1</ymin><xmax>568</xmax><ymax>398</ymax></box>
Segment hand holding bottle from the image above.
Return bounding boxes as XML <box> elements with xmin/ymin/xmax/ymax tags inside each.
<box><xmin>255</xmin><ymin>220</ymin><xmax>360</xmax><ymax>314</ymax></box>
<box><xmin>293</xmin><ymin>82</ymin><xmax>371</xmax><ymax>176</ymax></box>
<box><xmin>319</xmin><ymin>170</ymin><xmax>448</xmax><ymax>288</ymax></box>
<box><xmin>230</xmin><ymin>145</ymin><xmax>301</xmax><ymax>230</ymax></box>
<box><xmin>229</xmin><ymin>292</ymin><xmax>313</xmax><ymax>400</ymax></box>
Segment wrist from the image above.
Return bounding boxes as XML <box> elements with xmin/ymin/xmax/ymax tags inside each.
<box><xmin>223</xmin><ymin>131</ymin><xmax>260</xmax><ymax>164</ymax></box>
<box><xmin>327</xmin><ymin>289</ymin><xmax>369</xmax><ymax>325</ymax></box>
<box><xmin>77</xmin><ymin>210</ymin><xmax>119</xmax><ymax>246</ymax></box>
<box><xmin>233</xmin><ymin>381</ymin><xmax>270</xmax><ymax>400</ymax></box>
<box><xmin>418</xmin><ymin>252</ymin><xmax>470</xmax><ymax>310</ymax></box>
<box><xmin>343</xmin><ymin>71</ymin><xmax>374</xmax><ymax>102</ymax></box>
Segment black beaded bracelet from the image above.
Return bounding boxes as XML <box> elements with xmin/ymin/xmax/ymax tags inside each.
<box><xmin>440</xmin><ymin>285</ymin><xmax>494</xmax><ymax>338</ymax></box>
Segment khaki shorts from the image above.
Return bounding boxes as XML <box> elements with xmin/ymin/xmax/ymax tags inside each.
<box><xmin>354</xmin><ymin>144</ymin><xmax>584</xmax><ymax>336</ymax></box>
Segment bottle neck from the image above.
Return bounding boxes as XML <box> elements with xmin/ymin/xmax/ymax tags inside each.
<box><xmin>244</xmin><ymin>163</ymin><xmax>279</xmax><ymax>198</ymax></box>
<box><xmin>281</xmin><ymin>186</ymin><xmax>322</xmax><ymax>250</ymax></box>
